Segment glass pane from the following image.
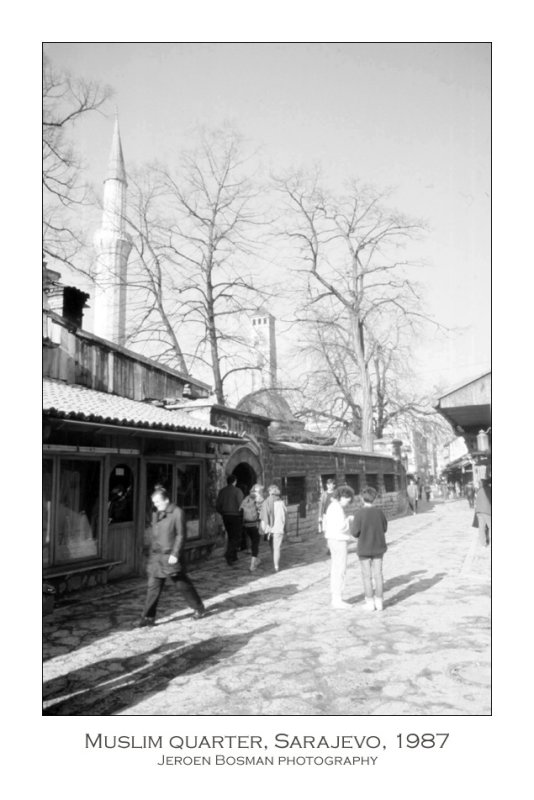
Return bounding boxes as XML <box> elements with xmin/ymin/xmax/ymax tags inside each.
<box><xmin>43</xmin><ymin>459</ymin><xmax>53</xmax><ymax>566</ymax></box>
<box><xmin>285</xmin><ymin>476</ymin><xmax>306</xmax><ymax>518</ymax></box>
<box><xmin>56</xmin><ymin>460</ymin><xmax>100</xmax><ymax>562</ymax></box>
<box><xmin>176</xmin><ymin>463</ymin><xmax>201</xmax><ymax>539</ymax></box>
<box><xmin>345</xmin><ymin>474</ymin><xmax>361</xmax><ymax>495</ymax></box>
<box><xmin>384</xmin><ymin>474</ymin><xmax>395</xmax><ymax>492</ymax></box>
<box><xmin>365</xmin><ymin>474</ymin><xmax>379</xmax><ymax>490</ymax></box>
<box><xmin>145</xmin><ymin>462</ymin><xmax>173</xmax><ymax>526</ymax></box>
<box><xmin>108</xmin><ymin>464</ymin><xmax>134</xmax><ymax>524</ymax></box>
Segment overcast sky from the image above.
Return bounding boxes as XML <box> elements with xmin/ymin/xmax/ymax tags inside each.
<box><xmin>46</xmin><ymin>42</ymin><xmax>491</xmax><ymax>394</ymax></box>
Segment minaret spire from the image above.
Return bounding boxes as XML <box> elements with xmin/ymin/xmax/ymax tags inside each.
<box><xmin>93</xmin><ymin>115</ymin><xmax>132</xmax><ymax>346</ymax></box>
<box><xmin>105</xmin><ymin>113</ymin><xmax>127</xmax><ymax>184</ymax></box>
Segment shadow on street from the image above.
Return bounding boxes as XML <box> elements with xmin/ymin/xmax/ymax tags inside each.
<box><xmin>386</xmin><ymin>571</ymin><xmax>446</xmax><ymax>607</ymax></box>
<box><xmin>43</xmin><ymin>622</ymin><xmax>278</xmax><ymax>716</ymax></box>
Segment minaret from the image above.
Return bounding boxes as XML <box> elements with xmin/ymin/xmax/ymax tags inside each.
<box><xmin>93</xmin><ymin>115</ymin><xmax>132</xmax><ymax>346</ymax></box>
<box><xmin>251</xmin><ymin>309</ymin><xmax>277</xmax><ymax>390</ymax></box>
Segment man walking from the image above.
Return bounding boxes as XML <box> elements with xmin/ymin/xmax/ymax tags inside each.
<box><xmin>139</xmin><ymin>487</ymin><xmax>206</xmax><ymax>627</ymax></box>
<box><xmin>216</xmin><ymin>475</ymin><xmax>244</xmax><ymax>566</ymax></box>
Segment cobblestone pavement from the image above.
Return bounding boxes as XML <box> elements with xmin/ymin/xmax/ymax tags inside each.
<box><xmin>43</xmin><ymin>499</ymin><xmax>490</xmax><ymax>716</ymax></box>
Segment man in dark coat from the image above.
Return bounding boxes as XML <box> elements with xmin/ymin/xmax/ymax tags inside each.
<box><xmin>138</xmin><ymin>488</ymin><xmax>205</xmax><ymax>627</ymax></box>
<box><xmin>216</xmin><ymin>475</ymin><xmax>244</xmax><ymax>566</ymax></box>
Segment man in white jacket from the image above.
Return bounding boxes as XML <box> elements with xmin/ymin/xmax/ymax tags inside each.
<box><xmin>324</xmin><ymin>485</ymin><xmax>355</xmax><ymax>609</ymax></box>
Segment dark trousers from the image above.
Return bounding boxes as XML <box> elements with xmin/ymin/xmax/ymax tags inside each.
<box><xmin>142</xmin><ymin>572</ymin><xmax>203</xmax><ymax>620</ymax></box>
<box><xmin>222</xmin><ymin>514</ymin><xmax>243</xmax><ymax>564</ymax></box>
<box><xmin>244</xmin><ymin>525</ymin><xmax>260</xmax><ymax>557</ymax></box>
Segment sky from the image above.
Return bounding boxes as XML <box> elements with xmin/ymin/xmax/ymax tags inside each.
<box><xmin>45</xmin><ymin>42</ymin><xmax>491</xmax><ymax>396</ymax></box>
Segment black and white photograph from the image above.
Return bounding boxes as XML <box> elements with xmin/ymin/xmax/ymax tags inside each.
<box><xmin>41</xmin><ymin>42</ymin><xmax>492</xmax><ymax>720</ymax></box>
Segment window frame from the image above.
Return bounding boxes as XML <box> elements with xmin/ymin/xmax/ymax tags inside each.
<box><xmin>282</xmin><ymin>474</ymin><xmax>307</xmax><ymax>518</ymax></box>
<box><xmin>144</xmin><ymin>457</ymin><xmax>205</xmax><ymax>541</ymax></box>
<box><xmin>43</xmin><ymin>454</ymin><xmax>105</xmax><ymax>566</ymax></box>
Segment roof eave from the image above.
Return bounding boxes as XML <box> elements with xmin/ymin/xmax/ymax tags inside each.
<box><xmin>43</xmin><ymin>413</ymin><xmax>244</xmax><ymax>443</ymax></box>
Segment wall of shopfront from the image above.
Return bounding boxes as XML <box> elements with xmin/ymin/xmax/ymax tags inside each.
<box><xmin>43</xmin><ymin>424</ymin><xmax>221</xmax><ymax>594</ymax></box>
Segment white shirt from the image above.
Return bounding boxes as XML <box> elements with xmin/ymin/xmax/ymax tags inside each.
<box><xmin>271</xmin><ymin>499</ymin><xmax>287</xmax><ymax>534</ymax></box>
<box><xmin>324</xmin><ymin>500</ymin><xmax>352</xmax><ymax>541</ymax></box>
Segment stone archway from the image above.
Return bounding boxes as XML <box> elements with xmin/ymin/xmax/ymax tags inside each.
<box><xmin>233</xmin><ymin>462</ymin><xmax>257</xmax><ymax>495</ymax></box>
<box><xmin>224</xmin><ymin>446</ymin><xmax>263</xmax><ymax>495</ymax></box>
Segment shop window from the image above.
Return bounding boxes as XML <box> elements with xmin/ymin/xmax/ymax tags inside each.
<box><xmin>145</xmin><ymin>462</ymin><xmax>202</xmax><ymax>540</ymax></box>
<box><xmin>345</xmin><ymin>474</ymin><xmax>361</xmax><ymax>495</ymax></box>
<box><xmin>146</xmin><ymin>462</ymin><xmax>174</xmax><ymax>526</ymax></box>
<box><xmin>176</xmin><ymin>463</ymin><xmax>201</xmax><ymax>539</ymax></box>
<box><xmin>282</xmin><ymin>475</ymin><xmax>307</xmax><ymax>518</ymax></box>
<box><xmin>108</xmin><ymin>464</ymin><xmax>134</xmax><ymax>524</ymax></box>
<box><xmin>56</xmin><ymin>459</ymin><xmax>100</xmax><ymax>563</ymax></box>
<box><xmin>43</xmin><ymin>459</ymin><xmax>53</xmax><ymax>566</ymax></box>
<box><xmin>364</xmin><ymin>473</ymin><xmax>379</xmax><ymax>490</ymax></box>
<box><xmin>384</xmin><ymin>474</ymin><xmax>395</xmax><ymax>492</ymax></box>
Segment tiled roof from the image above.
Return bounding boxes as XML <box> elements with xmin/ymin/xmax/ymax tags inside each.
<box><xmin>271</xmin><ymin>441</ymin><xmax>392</xmax><ymax>459</ymax></box>
<box><xmin>43</xmin><ymin>379</ymin><xmax>242</xmax><ymax>439</ymax></box>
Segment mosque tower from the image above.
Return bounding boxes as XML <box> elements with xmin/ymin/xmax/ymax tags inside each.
<box><xmin>251</xmin><ymin>308</ymin><xmax>277</xmax><ymax>390</ymax></box>
<box><xmin>93</xmin><ymin>116</ymin><xmax>132</xmax><ymax>345</ymax></box>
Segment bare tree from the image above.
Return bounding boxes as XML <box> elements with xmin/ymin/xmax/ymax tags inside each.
<box><xmin>276</xmin><ymin>171</ymin><xmax>428</xmax><ymax>450</ymax></box>
<box><xmin>126</xmin><ymin>128</ymin><xmax>269</xmax><ymax>402</ymax></box>
<box><xmin>43</xmin><ymin>52</ymin><xmax>112</xmax><ymax>272</ymax></box>
<box><xmin>123</xmin><ymin>168</ymin><xmax>190</xmax><ymax>374</ymax></box>
<box><xmin>288</xmin><ymin>310</ymin><xmax>449</xmax><ymax>463</ymax></box>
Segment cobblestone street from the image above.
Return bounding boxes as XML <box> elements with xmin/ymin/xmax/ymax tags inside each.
<box><xmin>43</xmin><ymin>499</ymin><xmax>490</xmax><ymax>716</ymax></box>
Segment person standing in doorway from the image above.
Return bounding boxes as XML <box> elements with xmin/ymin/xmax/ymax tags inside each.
<box><xmin>138</xmin><ymin>487</ymin><xmax>205</xmax><ymax>627</ymax></box>
<box><xmin>216</xmin><ymin>475</ymin><xmax>244</xmax><ymax>567</ymax></box>
<box><xmin>353</xmin><ymin>486</ymin><xmax>388</xmax><ymax>611</ymax></box>
<box><xmin>407</xmin><ymin>480</ymin><xmax>418</xmax><ymax>514</ymax></box>
<box><xmin>324</xmin><ymin>485</ymin><xmax>355</xmax><ymax>609</ymax></box>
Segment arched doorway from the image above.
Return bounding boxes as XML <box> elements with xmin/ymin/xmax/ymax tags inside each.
<box><xmin>224</xmin><ymin>445</ymin><xmax>263</xmax><ymax>496</ymax></box>
<box><xmin>232</xmin><ymin>462</ymin><xmax>257</xmax><ymax>495</ymax></box>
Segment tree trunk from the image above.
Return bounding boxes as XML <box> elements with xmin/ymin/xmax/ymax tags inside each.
<box><xmin>351</xmin><ymin>316</ymin><xmax>374</xmax><ymax>451</ymax></box>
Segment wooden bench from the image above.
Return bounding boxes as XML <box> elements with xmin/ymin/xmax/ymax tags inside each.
<box><xmin>44</xmin><ymin>560</ymin><xmax>123</xmax><ymax>580</ymax></box>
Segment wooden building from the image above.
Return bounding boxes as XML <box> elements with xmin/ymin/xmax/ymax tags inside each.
<box><xmin>43</xmin><ymin>308</ymin><xmax>243</xmax><ymax>594</ymax></box>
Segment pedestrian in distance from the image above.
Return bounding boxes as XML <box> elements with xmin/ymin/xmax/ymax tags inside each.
<box><xmin>216</xmin><ymin>475</ymin><xmax>244</xmax><ymax>567</ymax></box>
<box><xmin>474</xmin><ymin>477</ymin><xmax>491</xmax><ymax>547</ymax></box>
<box><xmin>261</xmin><ymin>485</ymin><xmax>287</xmax><ymax>572</ymax></box>
<box><xmin>407</xmin><ymin>480</ymin><xmax>418</xmax><ymax>514</ymax></box>
<box><xmin>323</xmin><ymin>484</ymin><xmax>355</xmax><ymax>609</ymax></box>
<box><xmin>138</xmin><ymin>487</ymin><xmax>206</xmax><ymax>627</ymax></box>
<box><xmin>353</xmin><ymin>486</ymin><xmax>388</xmax><ymax>611</ymax></box>
<box><xmin>465</xmin><ymin>482</ymin><xmax>475</xmax><ymax>508</ymax></box>
<box><xmin>239</xmin><ymin>487</ymin><xmax>262</xmax><ymax>572</ymax></box>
